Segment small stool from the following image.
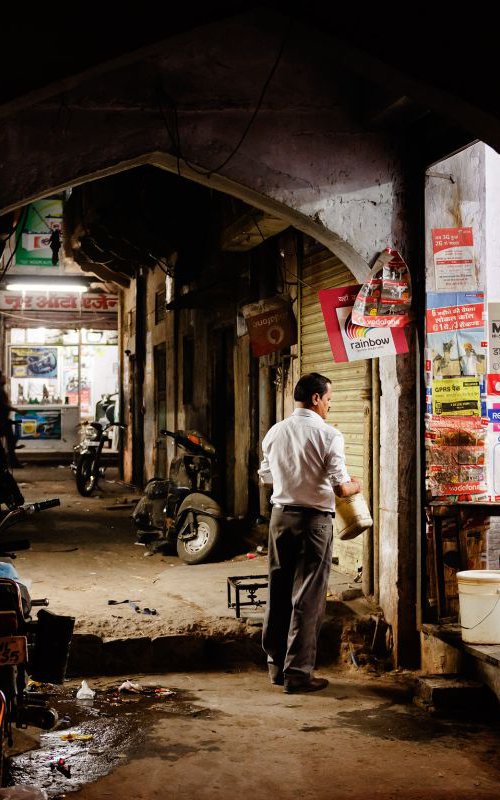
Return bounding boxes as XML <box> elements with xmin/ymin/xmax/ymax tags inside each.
<box><xmin>227</xmin><ymin>574</ymin><xmax>268</xmax><ymax>618</ymax></box>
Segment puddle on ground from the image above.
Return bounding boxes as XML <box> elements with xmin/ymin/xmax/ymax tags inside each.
<box><xmin>7</xmin><ymin>681</ymin><xmax>215</xmax><ymax>797</ymax></box>
<box><xmin>336</xmin><ymin>702</ymin><xmax>500</xmax><ymax>743</ymax></box>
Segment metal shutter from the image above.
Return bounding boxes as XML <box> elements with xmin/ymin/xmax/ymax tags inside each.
<box><xmin>300</xmin><ymin>243</ymin><xmax>372</xmax><ymax>574</ymax></box>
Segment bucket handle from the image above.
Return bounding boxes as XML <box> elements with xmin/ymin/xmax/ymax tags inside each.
<box><xmin>461</xmin><ymin>589</ymin><xmax>500</xmax><ymax>631</ymax></box>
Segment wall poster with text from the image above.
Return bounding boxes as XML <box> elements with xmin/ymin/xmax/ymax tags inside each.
<box><xmin>432</xmin><ymin>227</ymin><xmax>478</xmax><ymax>291</ymax></box>
<box><xmin>426</xmin><ymin>292</ymin><xmax>486</xmax><ymax>390</ymax></box>
<box><xmin>10</xmin><ymin>347</ymin><xmax>58</xmax><ymax>379</ymax></box>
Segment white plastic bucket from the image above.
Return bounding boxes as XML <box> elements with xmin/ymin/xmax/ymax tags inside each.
<box><xmin>457</xmin><ymin>570</ymin><xmax>500</xmax><ymax>644</ymax></box>
<box><xmin>335</xmin><ymin>493</ymin><xmax>373</xmax><ymax>541</ymax></box>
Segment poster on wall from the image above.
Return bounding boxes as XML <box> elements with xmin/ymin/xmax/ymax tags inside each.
<box><xmin>14</xmin><ymin>410</ymin><xmax>61</xmax><ymax>440</ymax></box>
<box><xmin>432</xmin><ymin>377</ymin><xmax>481</xmax><ymax>417</ymax></box>
<box><xmin>14</xmin><ymin>196</ymin><xmax>63</xmax><ymax>268</ymax></box>
<box><xmin>426</xmin><ymin>292</ymin><xmax>486</xmax><ymax>381</ymax></box>
<box><xmin>487</xmin><ymin>302</ymin><xmax>500</xmax><ymax>394</ymax></box>
<box><xmin>432</xmin><ymin>227</ymin><xmax>478</xmax><ymax>291</ymax></box>
<box><xmin>10</xmin><ymin>347</ymin><xmax>58</xmax><ymax>379</ymax></box>
<box><xmin>488</xmin><ymin>416</ymin><xmax>500</xmax><ymax>500</ymax></box>
<box><xmin>426</xmin><ymin>416</ymin><xmax>488</xmax><ymax>500</ymax></box>
<box><xmin>318</xmin><ymin>285</ymin><xmax>408</xmax><ymax>363</ymax></box>
<box><xmin>352</xmin><ymin>248</ymin><xmax>412</xmax><ymax>328</ymax></box>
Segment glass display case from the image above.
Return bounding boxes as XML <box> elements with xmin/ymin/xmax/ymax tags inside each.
<box><xmin>7</xmin><ymin>327</ymin><xmax>119</xmax><ymax>451</ymax></box>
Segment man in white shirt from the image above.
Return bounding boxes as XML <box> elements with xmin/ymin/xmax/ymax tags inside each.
<box><xmin>259</xmin><ymin>372</ymin><xmax>361</xmax><ymax>693</ymax></box>
<box><xmin>460</xmin><ymin>342</ymin><xmax>478</xmax><ymax>376</ymax></box>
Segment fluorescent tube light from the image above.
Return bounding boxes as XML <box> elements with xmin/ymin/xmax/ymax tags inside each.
<box><xmin>6</xmin><ymin>282</ymin><xmax>88</xmax><ymax>292</ymax></box>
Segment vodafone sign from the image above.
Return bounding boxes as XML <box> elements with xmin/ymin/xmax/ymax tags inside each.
<box><xmin>242</xmin><ymin>297</ymin><xmax>297</xmax><ymax>357</ymax></box>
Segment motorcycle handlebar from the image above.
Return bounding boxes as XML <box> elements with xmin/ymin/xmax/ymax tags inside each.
<box><xmin>0</xmin><ymin>498</ymin><xmax>60</xmax><ymax>535</ymax></box>
<box><xmin>30</xmin><ymin>499</ymin><xmax>61</xmax><ymax>513</ymax></box>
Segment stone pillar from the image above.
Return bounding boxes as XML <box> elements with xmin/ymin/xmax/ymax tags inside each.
<box><xmin>378</xmin><ymin>334</ymin><xmax>418</xmax><ymax>667</ymax></box>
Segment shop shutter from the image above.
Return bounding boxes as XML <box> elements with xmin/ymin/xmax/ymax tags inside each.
<box><xmin>300</xmin><ymin>242</ymin><xmax>372</xmax><ymax>574</ymax></box>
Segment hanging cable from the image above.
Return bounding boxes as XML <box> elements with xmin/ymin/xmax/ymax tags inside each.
<box><xmin>156</xmin><ymin>17</ymin><xmax>293</xmax><ymax>178</ymax></box>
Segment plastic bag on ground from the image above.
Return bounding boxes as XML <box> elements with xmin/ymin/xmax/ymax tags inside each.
<box><xmin>118</xmin><ymin>679</ymin><xmax>142</xmax><ymax>693</ymax></box>
<box><xmin>76</xmin><ymin>679</ymin><xmax>96</xmax><ymax>699</ymax></box>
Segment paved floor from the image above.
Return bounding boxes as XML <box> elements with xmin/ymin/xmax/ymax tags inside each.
<box><xmin>5</xmin><ymin>467</ymin><xmax>500</xmax><ymax>799</ymax></box>
<box><xmin>6</xmin><ymin>465</ymin><xmax>368</xmax><ymax>642</ymax></box>
<box><xmin>10</xmin><ymin>667</ymin><xmax>500</xmax><ymax>800</ymax></box>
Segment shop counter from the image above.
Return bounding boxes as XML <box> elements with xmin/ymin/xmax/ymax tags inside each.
<box><xmin>14</xmin><ymin>404</ymin><xmax>80</xmax><ymax>453</ymax></box>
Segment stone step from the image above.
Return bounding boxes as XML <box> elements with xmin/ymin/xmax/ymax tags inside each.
<box><xmin>414</xmin><ymin>675</ymin><xmax>491</xmax><ymax>715</ymax></box>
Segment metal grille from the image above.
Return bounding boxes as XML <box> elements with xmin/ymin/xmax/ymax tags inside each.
<box><xmin>300</xmin><ymin>245</ymin><xmax>372</xmax><ymax>572</ymax></box>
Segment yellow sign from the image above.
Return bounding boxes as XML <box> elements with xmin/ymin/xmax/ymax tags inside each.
<box><xmin>432</xmin><ymin>377</ymin><xmax>481</xmax><ymax>416</ymax></box>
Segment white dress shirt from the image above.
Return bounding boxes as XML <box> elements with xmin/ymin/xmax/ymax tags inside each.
<box><xmin>258</xmin><ymin>408</ymin><xmax>351</xmax><ymax>512</ymax></box>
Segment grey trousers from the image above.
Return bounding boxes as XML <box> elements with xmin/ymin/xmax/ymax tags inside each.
<box><xmin>262</xmin><ymin>507</ymin><xmax>333</xmax><ymax>679</ymax></box>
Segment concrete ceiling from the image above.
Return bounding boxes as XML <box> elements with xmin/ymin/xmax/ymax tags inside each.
<box><xmin>0</xmin><ymin>5</ymin><xmax>495</xmax><ymax>155</ymax></box>
<box><xmin>0</xmin><ymin>5</ymin><xmax>491</xmax><ymax>285</ymax></box>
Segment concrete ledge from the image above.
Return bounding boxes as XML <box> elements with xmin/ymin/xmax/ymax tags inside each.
<box><xmin>67</xmin><ymin>613</ymin><xmax>355</xmax><ymax>677</ymax></box>
<box><xmin>104</xmin><ymin>636</ymin><xmax>153</xmax><ymax>674</ymax></box>
<box><xmin>152</xmin><ymin>635</ymin><xmax>207</xmax><ymax>672</ymax></box>
<box><xmin>420</xmin><ymin>623</ymin><xmax>500</xmax><ymax>703</ymax></box>
<box><xmin>414</xmin><ymin>675</ymin><xmax>488</xmax><ymax>713</ymax></box>
<box><xmin>462</xmin><ymin>642</ymin><xmax>500</xmax><ymax>667</ymax></box>
<box><xmin>67</xmin><ymin>631</ymin><xmax>266</xmax><ymax>676</ymax></box>
<box><xmin>421</xmin><ymin>623</ymin><xmax>500</xmax><ymax>667</ymax></box>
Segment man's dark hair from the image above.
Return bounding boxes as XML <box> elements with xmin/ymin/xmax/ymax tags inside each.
<box><xmin>294</xmin><ymin>372</ymin><xmax>331</xmax><ymax>404</ymax></box>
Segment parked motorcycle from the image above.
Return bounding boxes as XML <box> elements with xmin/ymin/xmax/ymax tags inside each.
<box><xmin>0</xmin><ymin>499</ymin><xmax>74</xmax><ymax>782</ymax></box>
<box><xmin>132</xmin><ymin>429</ymin><xmax>223</xmax><ymax>564</ymax></box>
<box><xmin>71</xmin><ymin>419</ymin><xmax>126</xmax><ymax>496</ymax></box>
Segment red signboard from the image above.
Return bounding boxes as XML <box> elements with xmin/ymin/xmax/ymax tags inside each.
<box><xmin>242</xmin><ymin>297</ymin><xmax>297</xmax><ymax>357</ymax></box>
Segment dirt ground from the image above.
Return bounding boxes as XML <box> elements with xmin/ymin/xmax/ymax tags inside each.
<box><xmin>7</xmin><ymin>465</ymin><xmax>365</xmax><ymax>642</ymax></box>
<box><xmin>8</xmin><ymin>668</ymin><xmax>500</xmax><ymax>800</ymax></box>
<box><xmin>5</xmin><ymin>467</ymin><xmax>500</xmax><ymax>799</ymax></box>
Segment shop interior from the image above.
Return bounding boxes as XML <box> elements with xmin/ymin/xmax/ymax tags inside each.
<box><xmin>7</xmin><ymin>327</ymin><xmax>118</xmax><ymax>450</ymax></box>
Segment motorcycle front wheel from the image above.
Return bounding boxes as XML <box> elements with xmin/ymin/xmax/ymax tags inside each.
<box><xmin>75</xmin><ymin>454</ymin><xmax>98</xmax><ymax>496</ymax></box>
<box><xmin>176</xmin><ymin>514</ymin><xmax>221</xmax><ymax>565</ymax></box>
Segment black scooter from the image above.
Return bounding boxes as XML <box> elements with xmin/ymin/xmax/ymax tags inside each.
<box><xmin>132</xmin><ymin>429</ymin><xmax>223</xmax><ymax>564</ymax></box>
<box><xmin>0</xmin><ymin>499</ymin><xmax>75</xmax><ymax>782</ymax></box>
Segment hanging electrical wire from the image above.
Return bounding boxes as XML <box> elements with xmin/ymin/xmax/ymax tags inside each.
<box><xmin>156</xmin><ymin>17</ymin><xmax>293</xmax><ymax>178</ymax></box>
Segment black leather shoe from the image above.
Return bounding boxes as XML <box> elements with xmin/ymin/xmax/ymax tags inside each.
<box><xmin>283</xmin><ymin>676</ymin><xmax>329</xmax><ymax>694</ymax></box>
<box><xmin>268</xmin><ymin>665</ymin><xmax>284</xmax><ymax>685</ymax></box>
